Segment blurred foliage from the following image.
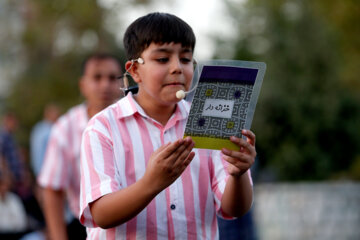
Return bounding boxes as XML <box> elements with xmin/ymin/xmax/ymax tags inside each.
<box><xmin>3</xmin><ymin>0</ymin><xmax>127</xmax><ymax>147</ymax></box>
<box><xmin>311</xmin><ymin>0</ymin><xmax>360</xmax><ymax>91</ymax></box>
<box><xmin>216</xmin><ymin>0</ymin><xmax>360</xmax><ymax>181</ymax></box>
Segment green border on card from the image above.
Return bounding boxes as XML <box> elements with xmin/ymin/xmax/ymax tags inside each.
<box><xmin>183</xmin><ymin>135</ymin><xmax>239</xmax><ymax>151</ymax></box>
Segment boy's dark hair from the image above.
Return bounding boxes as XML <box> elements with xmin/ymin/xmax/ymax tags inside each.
<box><xmin>123</xmin><ymin>12</ymin><xmax>196</xmax><ymax>60</ymax></box>
<box><xmin>81</xmin><ymin>53</ymin><xmax>122</xmax><ymax>75</ymax></box>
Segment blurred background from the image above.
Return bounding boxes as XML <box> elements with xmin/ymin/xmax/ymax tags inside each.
<box><xmin>0</xmin><ymin>0</ymin><xmax>359</xmax><ymax>239</ymax></box>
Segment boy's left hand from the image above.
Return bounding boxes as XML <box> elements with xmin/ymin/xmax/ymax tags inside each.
<box><xmin>221</xmin><ymin>129</ymin><xmax>256</xmax><ymax>178</ymax></box>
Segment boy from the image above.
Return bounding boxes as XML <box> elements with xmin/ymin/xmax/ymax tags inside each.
<box><xmin>38</xmin><ymin>53</ymin><xmax>123</xmax><ymax>240</ymax></box>
<box><xmin>80</xmin><ymin>12</ymin><xmax>256</xmax><ymax>239</ymax></box>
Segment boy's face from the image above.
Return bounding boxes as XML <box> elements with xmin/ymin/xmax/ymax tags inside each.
<box><xmin>131</xmin><ymin>42</ymin><xmax>194</xmax><ymax>107</ymax></box>
<box><xmin>80</xmin><ymin>58</ymin><xmax>123</xmax><ymax>110</ymax></box>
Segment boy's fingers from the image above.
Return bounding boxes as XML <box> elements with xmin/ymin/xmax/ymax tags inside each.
<box><xmin>158</xmin><ymin>139</ymin><xmax>185</xmax><ymax>158</ymax></box>
<box><xmin>156</xmin><ymin>142</ymin><xmax>171</xmax><ymax>153</ymax></box>
<box><xmin>222</xmin><ymin>150</ymin><xmax>249</xmax><ymax>162</ymax></box>
<box><xmin>222</xmin><ymin>143</ymin><xmax>256</xmax><ymax>162</ymax></box>
<box><xmin>183</xmin><ymin>151</ymin><xmax>195</xmax><ymax>167</ymax></box>
<box><xmin>222</xmin><ymin>154</ymin><xmax>254</xmax><ymax>169</ymax></box>
<box><xmin>170</xmin><ymin>138</ymin><xmax>194</xmax><ymax>165</ymax></box>
<box><xmin>177</xmin><ymin>140</ymin><xmax>195</xmax><ymax>162</ymax></box>
<box><xmin>152</xmin><ymin>142</ymin><xmax>172</xmax><ymax>159</ymax></box>
<box><xmin>159</xmin><ymin>137</ymin><xmax>194</xmax><ymax>162</ymax></box>
<box><xmin>223</xmin><ymin>157</ymin><xmax>251</xmax><ymax>173</ymax></box>
<box><xmin>242</xmin><ymin>129</ymin><xmax>256</xmax><ymax>145</ymax></box>
<box><xmin>230</xmin><ymin>137</ymin><xmax>256</xmax><ymax>156</ymax></box>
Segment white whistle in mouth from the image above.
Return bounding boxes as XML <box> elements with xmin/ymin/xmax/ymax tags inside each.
<box><xmin>176</xmin><ymin>90</ymin><xmax>186</xmax><ymax>99</ymax></box>
<box><xmin>175</xmin><ymin>83</ymin><xmax>198</xmax><ymax>99</ymax></box>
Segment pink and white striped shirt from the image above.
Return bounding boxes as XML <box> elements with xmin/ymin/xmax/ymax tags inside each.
<box><xmin>38</xmin><ymin>104</ymin><xmax>88</xmax><ymax>217</ymax></box>
<box><xmin>80</xmin><ymin>93</ymin><xmax>251</xmax><ymax>240</ymax></box>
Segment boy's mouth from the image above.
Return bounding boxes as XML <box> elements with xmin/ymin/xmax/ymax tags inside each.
<box><xmin>164</xmin><ymin>82</ymin><xmax>184</xmax><ymax>87</ymax></box>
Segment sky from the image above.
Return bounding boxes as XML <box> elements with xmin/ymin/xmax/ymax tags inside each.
<box><xmin>100</xmin><ymin>0</ymin><xmax>244</xmax><ymax>60</ymax></box>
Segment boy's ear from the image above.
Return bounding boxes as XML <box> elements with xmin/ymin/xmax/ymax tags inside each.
<box><xmin>125</xmin><ymin>60</ymin><xmax>141</xmax><ymax>84</ymax></box>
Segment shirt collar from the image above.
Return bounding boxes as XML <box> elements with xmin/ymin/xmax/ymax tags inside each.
<box><xmin>116</xmin><ymin>92</ymin><xmax>190</xmax><ymax>123</ymax></box>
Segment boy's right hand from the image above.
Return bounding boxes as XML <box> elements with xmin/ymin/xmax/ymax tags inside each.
<box><xmin>143</xmin><ymin>136</ymin><xmax>195</xmax><ymax>193</ymax></box>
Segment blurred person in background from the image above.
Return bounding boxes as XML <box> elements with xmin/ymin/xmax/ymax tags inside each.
<box><xmin>38</xmin><ymin>53</ymin><xmax>123</xmax><ymax>240</ymax></box>
<box><xmin>0</xmin><ymin>112</ymin><xmax>25</xmax><ymax>188</ymax></box>
<box><xmin>0</xmin><ymin>161</ymin><xmax>28</xmax><ymax>239</ymax></box>
<box><xmin>30</xmin><ymin>103</ymin><xmax>61</xmax><ymax>177</ymax></box>
<box><xmin>0</xmin><ymin>112</ymin><xmax>36</xmax><ymax>215</ymax></box>
<box><xmin>27</xmin><ymin>103</ymin><xmax>61</xmax><ymax>239</ymax></box>
<box><xmin>0</xmin><ymin>113</ymin><xmax>35</xmax><ymax>239</ymax></box>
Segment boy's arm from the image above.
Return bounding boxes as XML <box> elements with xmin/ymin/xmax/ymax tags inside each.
<box><xmin>220</xmin><ymin>130</ymin><xmax>256</xmax><ymax>217</ymax></box>
<box><xmin>42</xmin><ymin>188</ymin><xmax>68</xmax><ymax>240</ymax></box>
<box><xmin>89</xmin><ymin>137</ymin><xmax>195</xmax><ymax>229</ymax></box>
<box><xmin>38</xmin><ymin>126</ymin><xmax>69</xmax><ymax>240</ymax></box>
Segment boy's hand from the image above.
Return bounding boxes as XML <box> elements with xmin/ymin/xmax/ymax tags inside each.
<box><xmin>221</xmin><ymin>130</ymin><xmax>256</xmax><ymax>178</ymax></box>
<box><xmin>143</xmin><ymin>137</ymin><xmax>195</xmax><ymax>193</ymax></box>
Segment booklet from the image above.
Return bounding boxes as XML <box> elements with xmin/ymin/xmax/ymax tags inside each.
<box><xmin>183</xmin><ymin>60</ymin><xmax>266</xmax><ymax>150</ymax></box>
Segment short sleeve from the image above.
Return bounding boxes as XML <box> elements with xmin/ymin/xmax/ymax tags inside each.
<box><xmin>79</xmin><ymin>120</ymin><xmax>121</xmax><ymax>227</ymax></box>
<box><xmin>37</xmin><ymin>124</ymin><xmax>69</xmax><ymax>190</ymax></box>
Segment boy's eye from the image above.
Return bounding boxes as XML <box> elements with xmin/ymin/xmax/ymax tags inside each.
<box><xmin>156</xmin><ymin>58</ymin><xmax>169</xmax><ymax>63</ymax></box>
<box><xmin>181</xmin><ymin>58</ymin><xmax>192</xmax><ymax>63</ymax></box>
<box><xmin>94</xmin><ymin>74</ymin><xmax>102</xmax><ymax>81</ymax></box>
<box><xmin>108</xmin><ymin>74</ymin><xmax>117</xmax><ymax>81</ymax></box>
<box><xmin>92</xmin><ymin>74</ymin><xmax>118</xmax><ymax>82</ymax></box>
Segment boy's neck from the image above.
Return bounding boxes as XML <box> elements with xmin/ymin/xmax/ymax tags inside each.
<box><xmin>87</xmin><ymin>107</ymin><xmax>98</xmax><ymax>119</ymax></box>
<box><xmin>134</xmin><ymin>95</ymin><xmax>176</xmax><ymax>126</ymax></box>
<box><xmin>87</xmin><ymin>105</ymin><xmax>105</xmax><ymax>119</ymax></box>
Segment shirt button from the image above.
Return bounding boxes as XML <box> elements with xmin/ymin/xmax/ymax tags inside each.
<box><xmin>170</xmin><ymin>204</ymin><xmax>176</xmax><ymax>210</ymax></box>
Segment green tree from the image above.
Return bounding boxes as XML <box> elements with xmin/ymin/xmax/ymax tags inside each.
<box><xmin>4</xmin><ymin>0</ymin><xmax>125</xmax><ymax>147</ymax></box>
<box><xmin>312</xmin><ymin>0</ymin><xmax>360</xmax><ymax>92</ymax></box>
<box><xmin>217</xmin><ymin>0</ymin><xmax>360</xmax><ymax>181</ymax></box>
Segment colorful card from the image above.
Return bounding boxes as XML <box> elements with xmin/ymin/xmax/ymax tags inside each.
<box><xmin>184</xmin><ymin>60</ymin><xmax>266</xmax><ymax>150</ymax></box>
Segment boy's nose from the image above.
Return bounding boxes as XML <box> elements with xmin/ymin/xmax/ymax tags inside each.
<box><xmin>170</xmin><ymin>58</ymin><xmax>183</xmax><ymax>74</ymax></box>
<box><xmin>99</xmin><ymin>78</ymin><xmax>115</xmax><ymax>89</ymax></box>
